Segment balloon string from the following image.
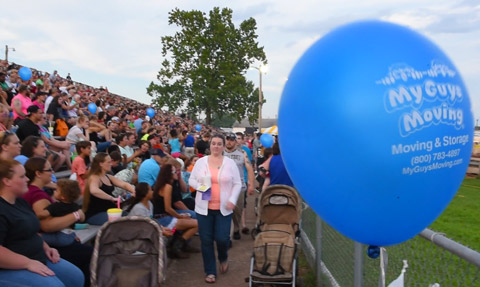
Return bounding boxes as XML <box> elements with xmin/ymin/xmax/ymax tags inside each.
<box><xmin>379</xmin><ymin>248</ymin><xmax>387</xmax><ymax>287</ymax></box>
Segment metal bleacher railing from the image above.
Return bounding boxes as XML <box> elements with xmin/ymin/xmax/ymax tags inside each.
<box><xmin>300</xmin><ymin>204</ymin><xmax>480</xmax><ymax>287</ymax></box>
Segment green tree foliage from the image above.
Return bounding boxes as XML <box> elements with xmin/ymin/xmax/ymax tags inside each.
<box><xmin>211</xmin><ymin>113</ymin><xmax>237</xmax><ymax>128</ymax></box>
<box><xmin>147</xmin><ymin>7</ymin><xmax>267</xmax><ymax>125</ymax></box>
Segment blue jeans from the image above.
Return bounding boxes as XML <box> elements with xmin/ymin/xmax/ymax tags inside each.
<box><xmin>41</xmin><ymin>232</ymin><xmax>76</xmax><ymax>247</ymax></box>
<box><xmin>96</xmin><ymin>141</ymin><xmax>111</xmax><ymax>153</ymax></box>
<box><xmin>177</xmin><ymin>209</ymin><xmax>197</xmax><ymax>219</ymax></box>
<box><xmin>0</xmin><ymin>259</ymin><xmax>84</xmax><ymax>287</ymax></box>
<box><xmin>86</xmin><ymin>212</ymin><xmax>108</xmax><ymax>225</ymax></box>
<box><xmin>197</xmin><ymin>210</ymin><xmax>232</xmax><ymax>276</ymax></box>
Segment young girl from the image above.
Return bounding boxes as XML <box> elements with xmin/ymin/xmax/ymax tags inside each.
<box><xmin>127</xmin><ymin>182</ymin><xmax>173</xmax><ymax>237</ymax></box>
<box><xmin>127</xmin><ymin>182</ymin><xmax>154</xmax><ymax>218</ymax></box>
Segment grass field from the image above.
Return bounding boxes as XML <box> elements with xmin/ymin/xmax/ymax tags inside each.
<box><xmin>300</xmin><ymin>177</ymin><xmax>480</xmax><ymax>286</ymax></box>
<box><xmin>430</xmin><ymin>177</ymin><xmax>480</xmax><ymax>251</ymax></box>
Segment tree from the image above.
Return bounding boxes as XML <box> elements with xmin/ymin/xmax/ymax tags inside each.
<box><xmin>147</xmin><ymin>7</ymin><xmax>267</xmax><ymax>125</ymax></box>
<box><xmin>211</xmin><ymin>113</ymin><xmax>237</xmax><ymax>128</ymax></box>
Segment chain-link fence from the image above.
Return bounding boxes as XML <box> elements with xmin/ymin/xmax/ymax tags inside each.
<box><xmin>300</xmin><ymin>204</ymin><xmax>480</xmax><ymax>287</ymax></box>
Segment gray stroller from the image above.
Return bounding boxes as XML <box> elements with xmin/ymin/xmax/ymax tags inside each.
<box><xmin>249</xmin><ymin>185</ymin><xmax>302</xmax><ymax>286</ymax></box>
<box><xmin>90</xmin><ymin>216</ymin><xmax>166</xmax><ymax>287</ymax></box>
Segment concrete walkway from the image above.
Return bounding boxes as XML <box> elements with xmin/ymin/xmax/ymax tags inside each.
<box><xmin>165</xmin><ymin>194</ymin><xmax>258</xmax><ymax>286</ymax></box>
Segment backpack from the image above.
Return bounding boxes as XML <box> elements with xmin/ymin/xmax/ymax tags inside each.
<box><xmin>55</xmin><ymin>119</ymin><xmax>68</xmax><ymax>137</ymax></box>
<box><xmin>253</xmin><ymin>224</ymin><xmax>296</xmax><ymax>276</ymax></box>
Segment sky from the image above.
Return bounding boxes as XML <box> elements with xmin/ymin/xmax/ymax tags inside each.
<box><xmin>1</xmin><ymin>0</ymin><xmax>479</xmax><ymax>121</ymax></box>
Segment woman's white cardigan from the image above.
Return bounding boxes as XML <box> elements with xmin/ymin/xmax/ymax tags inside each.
<box><xmin>189</xmin><ymin>156</ymin><xmax>242</xmax><ymax>216</ymax></box>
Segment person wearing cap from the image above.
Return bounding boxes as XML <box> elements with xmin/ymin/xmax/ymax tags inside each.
<box><xmin>137</xmin><ymin>148</ymin><xmax>169</xmax><ymax>187</ymax></box>
<box><xmin>11</xmin><ymin>85</ymin><xmax>33</xmax><ymax>125</ymax></box>
<box><xmin>15</xmin><ymin>105</ymin><xmax>42</xmax><ymax>142</ymax></box>
<box><xmin>223</xmin><ymin>132</ymin><xmax>255</xmax><ymax>240</ymax></box>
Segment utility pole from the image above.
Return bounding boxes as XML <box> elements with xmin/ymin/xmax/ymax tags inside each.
<box><xmin>259</xmin><ymin>70</ymin><xmax>263</xmax><ymax>132</ymax></box>
<box><xmin>5</xmin><ymin>45</ymin><xmax>15</xmax><ymax>62</ymax></box>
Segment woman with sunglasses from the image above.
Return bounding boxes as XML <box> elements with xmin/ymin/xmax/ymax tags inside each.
<box><xmin>0</xmin><ymin>131</ymin><xmax>21</xmax><ymax>160</ymax></box>
<box><xmin>152</xmin><ymin>163</ymin><xmax>199</xmax><ymax>259</ymax></box>
<box><xmin>0</xmin><ymin>158</ymin><xmax>84</xmax><ymax>287</ymax></box>
<box><xmin>23</xmin><ymin>157</ymin><xmax>93</xmax><ymax>286</ymax></box>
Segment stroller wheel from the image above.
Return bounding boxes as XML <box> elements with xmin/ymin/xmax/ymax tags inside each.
<box><xmin>251</xmin><ymin>228</ymin><xmax>259</xmax><ymax>240</ymax></box>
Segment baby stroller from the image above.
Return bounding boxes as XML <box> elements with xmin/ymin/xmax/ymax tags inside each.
<box><xmin>249</xmin><ymin>185</ymin><xmax>302</xmax><ymax>286</ymax></box>
<box><xmin>90</xmin><ymin>216</ymin><xmax>166</xmax><ymax>287</ymax></box>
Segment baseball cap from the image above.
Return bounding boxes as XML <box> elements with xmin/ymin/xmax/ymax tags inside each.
<box><xmin>27</xmin><ymin>105</ymin><xmax>41</xmax><ymax>115</ymax></box>
<box><xmin>35</xmin><ymin>79</ymin><xmax>44</xmax><ymax>86</ymax></box>
<box><xmin>226</xmin><ymin>132</ymin><xmax>237</xmax><ymax>140</ymax></box>
<box><xmin>150</xmin><ymin>148</ymin><xmax>166</xmax><ymax>157</ymax></box>
<box><xmin>147</xmin><ymin>134</ymin><xmax>160</xmax><ymax>140</ymax></box>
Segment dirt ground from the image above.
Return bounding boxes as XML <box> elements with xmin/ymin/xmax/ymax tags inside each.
<box><xmin>165</xmin><ymin>194</ymin><xmax>257</xmax><ymax>287</ymax></box>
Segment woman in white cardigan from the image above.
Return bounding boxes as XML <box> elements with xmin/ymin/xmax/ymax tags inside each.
<box><xmin>189</xmin><ymin>134</ymin><xmax>242</xmax><ymax>284</ymax></box>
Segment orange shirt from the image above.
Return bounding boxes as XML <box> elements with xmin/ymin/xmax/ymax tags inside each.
<box><xmin>208</xmin><ymin>166</ymin><xmax>221</xmax><ymax>210</ymax></box>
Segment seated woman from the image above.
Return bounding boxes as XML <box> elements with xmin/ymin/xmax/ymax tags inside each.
<box><xmin>15</xmin><ymin>136</ymin><xmax>57</xmax><ymax>190</ymax></box>
<box><xmin>0</xmin><ymin>131</ymin><xmax>21</xmax><ymax>161</ymax></box>
<box><xmin>82</xmin><ymin>152</ymin><xmax>135</xmax><ymax>225</ymax></box>
<box><xmin>86</xmin><ymin>115</ymin><xmax>111</xmax><ymax>153</ymax></box>
<box><xmin>152</xmin><ymin>164</ymin><xmax>198</xmax><ymax>259</ymax></box>
<box><xmin>23</xmin><ymin>157</ymin><xmax>93</xmax><ymax>286</ymax></box>
<box><xmin>166</xmin><ymin>158</ymin><xmax>196</xmax><ymax>218</ymax></box>
<box><xmin>37</xmin><ymin>114</ymin><xmax>71</xmax><ymax>169</ymax></box>
<box><xmin>0</xmin><ymin>158</ymin><xmax>84</xmax><ymax>287</ymax></box>
<box><xmin>66</xmin><ymin>115</ymin><xmax>96</xmax><ymax>153</ymax></box>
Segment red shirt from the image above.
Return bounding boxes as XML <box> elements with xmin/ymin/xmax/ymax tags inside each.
<box><xmin>22</xmin><ymin>185</ymin><xmax>53</xmax><ymax>207</ymax></box>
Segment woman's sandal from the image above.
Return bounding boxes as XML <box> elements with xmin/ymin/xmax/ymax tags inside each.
<box><xmin>205</xmin><ymin>274</ymin><xmax>216</xmax><ymax>284</ymax></box>
<box><xmin>220</xmin><ymin>261</ymin><xmax>229</xmax><ymax>274</ymax></box>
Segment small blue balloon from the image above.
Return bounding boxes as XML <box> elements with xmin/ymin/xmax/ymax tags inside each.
<box><xmin>260</xmin><ymin>133</ymin><xmax>274</xmax><ymax>148</ymax></box>
<box><xmin>278</xmin><ymin>20</ymin><xmax>473</xmax><ymax>246</ymax></box>
<box><xmin>195</xmin><ymin>124</ymin><xmax>202</xmax><ymax>132</ymax></box>
<box><xmin>18</xmin><ymin>67</ymin><xmax>32</xmax><ymax>81</ymax></box>
<box><xmin>87</xmin><ymin>103</ymin><xmax>97</xmax><ymax>114</ymax></box>
<box><xmin>146</xmin><ymin>107</ymin><xmax>155</xmax><ymax>118</ymax></box>
<box><xmin>134</xmin><ymin>118</ymin><xmax>143</xmax><ymax>132</ymax></box>
<box><xmin>367</xmin><ymin>246</ymin><xmax>381</xmax><ymax>259</ymax></box>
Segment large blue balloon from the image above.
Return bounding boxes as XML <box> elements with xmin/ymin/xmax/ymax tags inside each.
<box><xmin>146</xmin><ymin>107</ymin><xmax>155</xmax><ymax>118</ymax></box>
<box><xmin>278</xmin><ymin>20</ymin><xmax>473</xmax><ymax>246</ymax></box>
<box><xmin>87</xmin><ymin>103</ymin><xmax>97</xmax><ymax>114</ymax></box>
<box><xmin>195</xmin><ymin>124</ymin><xmax>202</xmax><ymax>132</ymax></box>
<box><xmin>18</xmin><ymin>67</ymin><xmax>32</xmax><ymax>81</ymax></box>
<box><xmin>260</xmin><ymin>133</ymin><xmax>274</xmax><ymax>148</ymax></box>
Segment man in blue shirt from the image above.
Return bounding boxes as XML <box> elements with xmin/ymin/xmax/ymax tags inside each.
<box><xmin>182</xmin><ymin>130</ymin><xmax>196</xmax><ymax>158</ymax></box>
<box><xmin>137</xmin><ymin>149</ymin><xmax>168</xmax><ymax>186</ymax></box>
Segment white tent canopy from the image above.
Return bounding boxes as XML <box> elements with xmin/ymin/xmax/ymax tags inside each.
<box><xmin>261</xmin><ymin>125</ymin><xmax>278</xmax><ymax>135</ymax></box>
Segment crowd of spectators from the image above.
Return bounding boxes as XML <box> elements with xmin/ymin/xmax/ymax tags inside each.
<box><xmin>0</xmin><ymin>60</ymin><xmax>292</xmax><ymax>286</ymax></box>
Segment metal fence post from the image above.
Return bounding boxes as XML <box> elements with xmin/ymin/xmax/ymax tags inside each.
<box><xmin>315</xmin><ymin>215</ymin><xmax>322</xmax><ymax>287</ymax></box>
<box><xmin>354</xmin><ymin>242</ymin><xmax>364</xmax><ymax>287</ymax></box>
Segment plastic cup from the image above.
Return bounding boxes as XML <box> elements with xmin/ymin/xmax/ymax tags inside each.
<box><xmin>107</xmin><ymin>208</ymin><xmax>123</xmax><ymax>221</ymax></box>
